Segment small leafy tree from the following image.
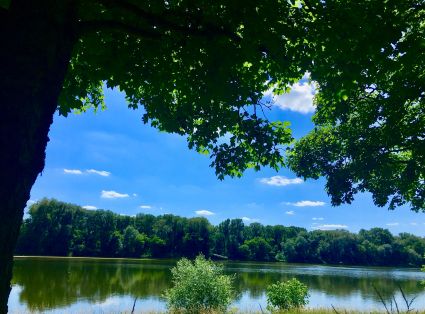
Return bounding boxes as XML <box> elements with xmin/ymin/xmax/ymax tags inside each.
<box><xmin>165</xmin><ymin>255</ymin><xmax>234</xmax><ymax>313</ymax></box>
<box><xmin>266</xmin><ymin>278</ymin><xmax>309</xmax><ymax>312</ymax></box>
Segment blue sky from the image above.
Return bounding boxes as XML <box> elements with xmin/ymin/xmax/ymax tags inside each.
<box><xmin>28</xmin><ymin>83</ymin><xmax>425</xmax><ymax>236</ymax></box>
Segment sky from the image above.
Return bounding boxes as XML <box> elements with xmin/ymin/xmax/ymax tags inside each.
<box><xmin>28</xmin><ymin>82</ymin><xmax>425</xmax><ymax>236</ymax></box>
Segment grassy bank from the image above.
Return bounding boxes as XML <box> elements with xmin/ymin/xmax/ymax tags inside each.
<box><xmin>77</xmin><ymin>309</ymin><xmax>425</xmax><ymax>314</ymax></box>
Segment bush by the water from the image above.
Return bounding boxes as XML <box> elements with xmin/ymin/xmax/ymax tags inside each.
<box><xmin>266</xmin><ymin>278</ymin><xmax>309</xmax><ymax>311</ymax></box>
<box><xmin>164</xmin><ymin>255</ymin><xmax>234</xmax><ymax>313</ymax></box>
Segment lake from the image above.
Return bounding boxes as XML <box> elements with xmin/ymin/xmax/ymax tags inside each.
<box><xmin>8</xmin><ymin>257</ymin><xmax>425</xmax><ymax>313</ymax></box>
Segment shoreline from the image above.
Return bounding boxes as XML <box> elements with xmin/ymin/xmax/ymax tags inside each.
<box><xmin>13</xmin><ymin>255</ymin><xmax>423</xmax><ymax>270</ymax></box>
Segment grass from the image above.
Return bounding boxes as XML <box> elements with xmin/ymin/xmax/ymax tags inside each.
<box><xmin>105</xmin><ymin>307</ymin><xmax>425</xmax><ymax>314</ymax></box>
<box><xmin>12</xmin><ymin>309</ymin><xmax>423</xmax><ymax>314</ymax></box>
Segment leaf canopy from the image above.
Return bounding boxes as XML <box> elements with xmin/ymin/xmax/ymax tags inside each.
<box><xmin>288</xmin><ymin>0</ymin><xmax>425</xmax><ymax>211</ymax></box>
<box><xmin>58</xmin><ymin>0</ymin><xmax>312</xmax><ymax>179</ymax></box>
<box><xmin>55</xmin><ymin>0</ymin><xmax>423</xmax><ymax>210</ymax></box>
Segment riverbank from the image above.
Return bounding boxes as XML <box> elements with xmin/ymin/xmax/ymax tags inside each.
<box><xmin>9</xmin><ymin>257</ymin><xmax>425</xmax><ymax>313</ymax></box>
<box><xmin>37</xmin><ymin>309</ymin><xmax>425</xmax><ymax>314</ymax></box>
<box><xmin>13</xmin><ymin>255</ymin><xmax>423</xmax><ymax>270</ymax></box>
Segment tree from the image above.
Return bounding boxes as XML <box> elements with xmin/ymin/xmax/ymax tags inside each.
<box><xmin>227</xmin><ymin>219</ymin><xmax>245</xmax><ymax>259</ymax></box>
<box><xmin>0</xmin><ymin>1</ymin><xmax>307</xmax><ymax>310</ymax></box>
<box><xmin>16</xmin><ymin>198</ymin><xmax>425</xmax><ymax>267</ymax></box>
<box><xmin>182</xmin><ymin>217</ymin><xmax>211</xmax><ymax>258</ymax></box>
<box><xmin>122</xmin><ymin>226</ymin><xmax>147</xmax><ymax>257</ymax></box>
<box><xmin>239</xmin><ymin>237</ymin><xmax>273</xmax><ymax>261</ymax></box>
<box><xmin>288</xmin><ymin>0</ymin><xmax>425</xmax><ymax>212</ymax></box>
<box><xmin>359</xmin><ymin>228</ymin><xmax>394</xmax><ymax>246</ymax></box>
<box><xmin>1</xmin><ymin>1</ymin><xmax>424</xmax><ymax>311</ymax></box>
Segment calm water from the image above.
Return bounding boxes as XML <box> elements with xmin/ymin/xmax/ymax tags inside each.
<box><xmin>8</xmin><ymin>257</ymin><xmax>425</xmax><ymax>313</ymax></box>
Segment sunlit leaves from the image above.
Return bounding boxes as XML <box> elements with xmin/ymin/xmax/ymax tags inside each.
<box><xmin>56</xmin><ymin>0</ymin><xmax>423</xmax><ymax>210</ymax></box>
<box><xmin>289</xmin><ymin>0</ymin><xmax>425</xmax><ymax>211</ymax></box>
<box><xmin>59</xmin><ymin>0</ymin><xmax>307</xmax><ymax>179</ymax></box>
<box><xmin>165</xmin><ymin>255</ymin><xmax>234</xmax><ymax>312</ymax></box>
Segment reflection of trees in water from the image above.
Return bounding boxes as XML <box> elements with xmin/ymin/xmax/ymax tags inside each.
<box><xmin>229</xmin><ymin>267</ymin><xmax>424</xmax><ymax>302</ymax></box>
<box><xmin>12</xmin><ymin>258</ymin><xmax>424</xmax><ymax>311</ymax></box>
<box><xmin>12</xmin><ymin>258</ymin><xmax>173</xmax><ymax>311</ymax></box>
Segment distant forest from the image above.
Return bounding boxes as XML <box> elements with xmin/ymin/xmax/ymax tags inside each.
<box><xmin>16</xmin><ymin>199</ymin><xmax>425</xmax><ymax>267</ymax></box>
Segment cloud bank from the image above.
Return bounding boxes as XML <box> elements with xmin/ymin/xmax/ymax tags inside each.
<box><xmin>195</xmin><ymin>210</ymin><xmax>215</xmax><ymax>216</ymax></box>
<box><xmin>82</xmin><ymin>205</ymin><xmax>97</xmax><ymax>210</ymax></box>
<box><xmin>101</xmin><ymin>190</ymin><xmax>129</xmax><ymax>199</ymax></box>
<box><xmin>285</xmin><ymin>200</ymin><xmax>326</xmax><ymax>207</ymax></box>
<box><xmin>260</xmin><ymin>176</ymin><xmax>303</xmax><ymax>187</ymax></box>
<box><xmin>64</xmin><ymin>169</ymin><xmax>83</xmax><ymax>175</ymax></box>
<box><xmin>312</xmin><ymin>224</ymin><xmax>348</xmax><ymax>230</ymax></box>
<box><xmin>64</xmin><ymin>168</ymin><xmax>110</xmax><ymax>176</ymax></box>
<box><xmin>264</xmin><ymin>81</ymin><xmax>315</xmax><ymax>114</ymax></box>
<box><xmin>87</xmin><ymin>169</ymin><xmax>111</xmax><ymax>177</ymax></box>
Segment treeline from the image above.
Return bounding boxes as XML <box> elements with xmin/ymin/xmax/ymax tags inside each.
<box><xmin>16</xmin><ymin>199</ymin><xmax>425</xmax><ymax>266</ymax></box>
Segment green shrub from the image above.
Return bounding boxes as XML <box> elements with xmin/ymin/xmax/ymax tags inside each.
<box><xmin>164</xmin><ymin>255</ymin><xmax>235</xmax><ymax>313</ymax></box>
<box><xmin>266</xmin><ymin>278</ymin><xmax>309</xmax><ymax>311</ymax></box>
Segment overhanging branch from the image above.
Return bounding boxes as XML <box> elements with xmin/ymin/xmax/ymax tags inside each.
<box><xmin>78</xmin><ymin>20</ymin><xmax>163</xmax><ymax>39</ymax></box>
<box><xmin>98</xmin><ymin>0</ymin><xmax>242</xmax><ymax>43</ymax></box>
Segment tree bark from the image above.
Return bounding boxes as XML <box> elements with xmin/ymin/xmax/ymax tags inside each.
<box><xmin>0</xmin><ymin>1</ymin><xmax>77</xmax><ymax>312</ymax></box>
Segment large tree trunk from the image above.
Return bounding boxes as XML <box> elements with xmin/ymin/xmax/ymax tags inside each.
<box><xmin>0</xmin><ymin>1</ymin><xmax>77</xmax><ymax>312</ymax></box>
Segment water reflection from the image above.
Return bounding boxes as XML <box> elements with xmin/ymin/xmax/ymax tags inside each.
<box><xmin>12</xmin><ymin>258</ymin><xmax>173</xmax><ymax>311</ymax></box>
<box><xmin>10</xmin><ymin>257</ymin><xmax>425</xmax><ymax>312</ymax></box>
<box><xmin>227</xmin><ymin>262</ymin><xmax>424</xmax><ymax>300</ymax></box>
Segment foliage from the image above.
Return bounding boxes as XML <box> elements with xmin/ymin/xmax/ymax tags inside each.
<box><xmin>239</xmin><ymin>237</ymin><xmax>273</xmax><ymax>261</ymax></box>
<box><xmin>122</xmin><ymin>226</ymin><xmax>147</xmax><ymax>257</ymax></box>
<box><xmin>3</xmin><ymin>1</ymin><xmax>425</xmax><ymax>312</ymax></box>
<box><xmin>164</xmin><ymin>255</ymin><xmax>234</xmax><ymax>313</ymax></box>
<box><xmin>55</xmin><ymin>0</ymin><xmax>425</xmax><ymax>211</ymax></box>
<box><xmin>39</xmin><ymin>0</ymin><xmax>423</xmax><ymax>212</ymax></box>
<box><xmin>56</xmin><ymin>0</ymin><xmax>312</xmax><ymax>181</ymax></box>
<box><xmin>16</xmin><ymin>199</ymin><xmax>425</xmax><ymax>267</ymax></box>
<box><xmin>287</xmin><ymin>0</ymin><xmax>425</xmax><ymax>211</ymax></box>
<box><xmin>266</xmin><ymin>278</ymin><xmax>309</xmax><ymax>311</ymax></box>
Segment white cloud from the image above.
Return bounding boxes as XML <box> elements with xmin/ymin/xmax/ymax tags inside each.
<box><xmin>312</xmin><ymin>224</ymin><xmax>348</xmax><ymax>230</ymax></box>
<box><xmin>285</xmin><ymin>211</ymin><xmax>295</xmax><ymax>215</ymax></box>
<box><xmin>312</xmin><ymin>217</ymin><xmax>324</xmax><ymax>221</ymax></box>
<box><xmin>95</xmin><ymin>297</ymin><xmax>121</xmax><ymax>308</ymax></box>
<box><xmin>133</xmin><ymin>193</ymin><xmax>138</xmax><ymax>197</ymax></box>
<box><xmin>285</xmin><ymin>200</ymin><xmax>326</xmax><ymax>207</ymax></box>
<box><xmin>260</xmin><ymin>176</ymin><xmax>303</xmax><ymax>187</ymax></box>
<box><xmin>82</xmin><ymin>205</ymin><xmax>97</xmax><ymax>210</ymax></box>
<box><xmin>410</xmin><ymin>222</ymin><xmax>418</xmax><ymax>226</ymax></box>
<box><xmin>101</xmin><ymin>190</ymin><xmax>129</xmax><ymax>199</ymax></box>
<box><xmin>264</xmin><ymin>81</ymin><xmax>315</xmax><ymax>114</ymax></box>
<box><xmin>26</xmin><ymin>200</ymin><xmax>36</xmax><ymax>206</ymax></box>
<box><xmin>195</xmin><ymin>210</ymin><xmax>215</xmax><ymax>216</ymax></box>
<box><xmin>241</xmin><ymin>217</ymin><xmax>259</xmax><ymax>223</ymax></box>
<box><xmin>386</xmin><ymin>222</ymin><xmax>399</xmax><ymax>226</ymax></box>
<box><xmin>64</xmin><ymin>168</ymin><xmax>111</xmax><ymax>176</ymax></box>
<box><xmin>140</xmin><ymin>205</ymin><xmax>152</xmax><ymax>209</ymax></box>
<box><xmin>86</xmin><ymin>169</ymin><xmax>110</xmax><ymax>177</ymax></box>
<box><xmin>64</xmin><ymin>169</ymin><xmax>83</xmax><ymax>175</ymax></box>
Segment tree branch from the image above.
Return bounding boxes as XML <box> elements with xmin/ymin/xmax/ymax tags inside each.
<box><xmin>78</xmin><ymin>20</ymin><xmax>163</xmax><ymax>39</ymax></box>
<box><xmin>98</xmin><ymin>0</ymin><xmax>241</xmax><ymax>43</ymax></box>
